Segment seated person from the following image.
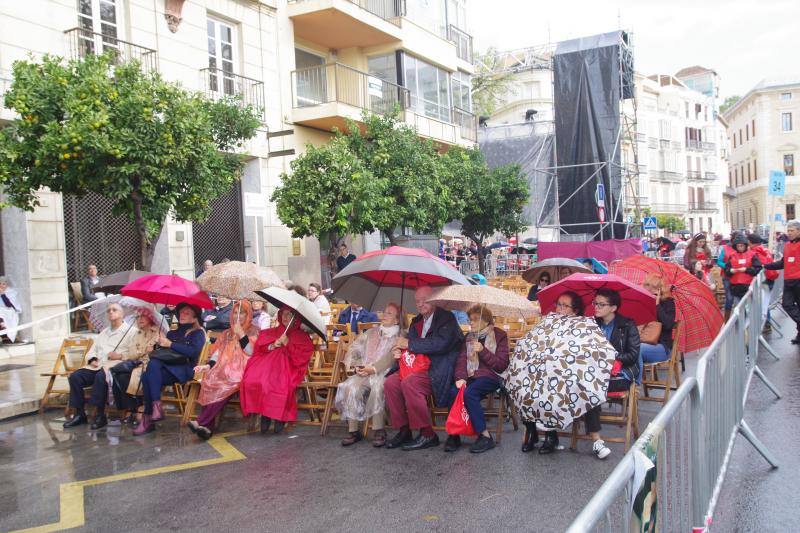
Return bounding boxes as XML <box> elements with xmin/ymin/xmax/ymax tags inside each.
<box><xmin>250</xmin><ymin>300</ymin><xmax>272</xmax><ymax>330</ymax></box>
<box><xmin>110</xmin><ymin>312</ymin><xmax>161</xmax><ymax>423</ymax></box>
<box><xmin>80</xmin><ymin>264</ymin><xmax>102</xmax><ymax>303</ymax></box>
<box><xmin>203</xmin><ymin>296</ymin><xmax>233</xmax><ymax>332</ymax></box>
<box><xmin>337</xmin><ymin>303</ymin><xmax>379</xmax><ymax>333</ymax></box>
<box><xmin>527</xmin><ymin>273</ymin><xmax>551</xmax><ymax>302</ymax></box>
<box><xmin>188</xmin><ymin>300</ymin><xmax>259</xmax><ymax>439</ymax></box>
<box><xmin>0</xmin><ymin>276</ymin><xmax>22</xmax><ymax>344</ymax></box>
<box><xmin>307</xmin><ymin>283</ymin><xmax>332</xmax><ymax>323</ymax></box>
<box><xmin>384</xmin><ymin>286</ymin><xmax>464</xmax><ymax>451</ymax></box>
<box><xmin>638</xmin><ymin>275</ymin><xmax>677</xmax><ymax>365</ymax></box>
<box><xmin>582</xmin><ymin>288</ymin><xmax>640</xmax><ymax>460</ymax></box>
<box><xmin>63</xmin><ymin>303</ymin><xmax>138</xmax><ymax>430</ymax></box>
<box><xmin>134</xmin><ymin>303</ymin><xmax>206</xmax><ymax>435</ymax></box>
<box><xmin>160</xmin><ymin>304</ymin><xmax>177</xmax><ymax>325</ymax></box>
<box><xmin>335</xmin><ymin>303</ymin><xmax>404</xmax><ymax>447</ymax></box>
<box><xmin>446</xmin><ymin>305</ymin><xmax>509</xmax><ymax>454</ymax></box>
<box><xmin>239</xmin><ymin>306</ymin><xmax>315</xmax><ymax>435</ymax></box>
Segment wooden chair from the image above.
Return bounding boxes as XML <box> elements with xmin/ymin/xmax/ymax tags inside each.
<box><xmin>640</xmin><ymin>322</ymin><xmax>683</xmax><ymax>403</ymax></box>
<box><xmin>330</xmin><ymin>303</ymin><xmax>348</xmax><ymax>323</ymax></box>
<box><xmin>562</xmin><ymin>382</ymin><xmax>640</xmax><ymax>452</ymax></box>
<box><xmin>298</xmin><ymin>338</ymin><xmax>350</xmax><ymax>434</ymax></box>
<box><xmin>157</xmin><ymin>334</ymin><xmax>211</xmax><ymax>421</ymax></box>
<box><xmin>357</xmin><ymin>322</ymin><xmax>380</xmax><ymax>334</ymax></box>
<box><xmin>69</xmin><ymin>282</ymin><xmax>92</xmax><ymax>332</ymax></box>
<box><xmin>427</xmin><ymin>386</ymin><xmax>514</xmax><ymax>443</ymax></box>
<box><xmin>39</xmin><ymin>338</ymin><xmax>94</xmax><ymax>413</ymax></box>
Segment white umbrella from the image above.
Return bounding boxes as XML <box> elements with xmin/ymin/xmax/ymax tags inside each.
<box><xmin>253</xmin><ymin>286</ymin><xmax>326</xmax><ymax>338</ymax></box>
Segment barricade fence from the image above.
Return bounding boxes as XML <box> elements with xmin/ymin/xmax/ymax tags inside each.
<box><xmin>567</xmin><ymin>274</ymin><xmax>781</xmax><ymax>532</ymax></box>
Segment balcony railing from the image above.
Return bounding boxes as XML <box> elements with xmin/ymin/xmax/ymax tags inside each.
<box><xmin>448</xmin><ymin>25</ymin><xmax>473</xmax><ymax>63</ymax></box>
<box><xmin>686</xmin><ymin>139</ymin><xmax>701</xmax><ymax>151</ymax></box>
<box><xmin>701</xmin><ymin>141</ymin><xmax>716</xmax><ymax>152</ymax></box>
<box><xmin>291</xmin><ymin>63</ymin><xmax>410</xmax><ymax>115</ymax></box>
<box><xmin>651</xmin><ymin>203</ymin><xmax>686</xmax><ymax>213</ymax></box>
<box><xmin>724</xmin><ymin>186</ymin><xmax>737</xmax><ymax>198</ymax></box>
<box><xmin>659</xmin><ymin>139</ymin><xmax>671</xmax><ymax>150</ymax></box>
<box><xmin>651</xmin><ymin>170</ymin><xmax>683</xmax><ymax>182</ymax></box>
<box><xmin>687</xmin><ymin>170</ymin><xmax>701</xmax><ymax>180</ymax></box>
<box><xmin>689</xmin><ymin>201</ymin><xmax>718</xmax><ymax>212</ymax></box>
<box><xmin>453</xmin><ymin>106</ymin><xmax>476</xmax><ymax>142</ymax></box>
<box><xmin>647</xmin><ymin>137</ymin><xmax>658</xmax><ymax>149</ymax></box>
<box><xmin>288</xmin><ymin>0</ymin><xmax>403</xmax><ymax>25</ymax></box>
<box><xmin>64</xmin><ymin>27</ymin><xmax>157</xmax><ymax>72</ymax></box>
<box><xmin>200</xmin><ymin>68</ymin><xmax>265</xmax><ymax>119</ymax></box>
<box><xmin>704</xmin><ymin>171</ymin><xmax>718</xmax><ymax>181</ymax></box>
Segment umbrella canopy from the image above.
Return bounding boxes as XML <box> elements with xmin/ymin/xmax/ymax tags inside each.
<box><xmin>505</xmin><ymin>314</ymin><xmax>617</xmax><ymax>429</ymax></box>
<box><xmin>609</xmin><ymin>255</ymin><xmax>723</xmax><ymax>353</ymax></box>
<box><xmin>522</xmin><ymin>257</ymin><xmax>592</xmax><ymax>284</ymax></box>
<box><xmin>426</xmin><ymin>285</ymin><xmax>539</xmax><ymax>319</ymax></box>
<box><xmin>89</xmin><ymin>294</ymin><xmax>168</xmax><ymax>333</ymax></box>
<box><xmin>121</xmin><ymin>274</ymin><xmax>214</xmax><ymax>309</ymax></box>
<box><xmin>575</xmin><ymin>258</ymin><xmax>609</xmax><ymax>274</ymax></box>
<box><xmin>94</xmin><ymin>269</ymin><xmax>151</xmax><ymax>293</ymax></box>
<box><xmin>331</xmin><ymin>246</ymin><xmax>470</xmax><ymax>314</ymax></box>
<box><xmin>196</xmin><ymin>261</ymin><xmax>283</xmax><ymax>300</ymax></box>
<box><xmin>537</xmin><ymin>273</ymin><xmax>657</xmax><ymax>325</ymax></box>
<box><xmin>254</xmin><ymin>286</ymin><xmax>326</xmax><ymax>338</ymax></box>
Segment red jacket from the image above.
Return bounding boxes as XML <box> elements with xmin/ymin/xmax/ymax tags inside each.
<box><xmin>751</xmin><ymin>245</ymin><xmax>778</xmax><ymax>281</ymax></box>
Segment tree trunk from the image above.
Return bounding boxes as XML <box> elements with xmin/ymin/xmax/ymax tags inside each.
<box><xmin>131</xmin><ymin>178</ymin><xmax>157</xmax><ymax>271</ymax></box>
<box><xmin>383</xmin><ymin>229</ymin><xmax>398</xmax><ymax>247</ymax></box>
<box><xmin>467</xmin><ymin>233</ymin><xmax>486</xmax><ymax>276</ymax></box>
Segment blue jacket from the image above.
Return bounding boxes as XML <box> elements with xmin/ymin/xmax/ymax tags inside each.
<box><xmin>337</xmin><ymin>307</ymin><xmax>379</xmax><ymax>329</ymax></box>
<box><xmin>407</xmin><ymin>308</ymin><xmax>465</xmax><ymax>407</ymax></box>
<box><xmin>162</xmin><ymin>325</ymin><xmax>206</xmax><ymax>382</ymax></box>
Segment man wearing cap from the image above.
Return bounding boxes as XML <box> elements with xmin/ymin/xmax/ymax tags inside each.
<box><xmin>764</xmin><ymin>220</ymin><xmax>800</xmax><ymax>344</ymax></box>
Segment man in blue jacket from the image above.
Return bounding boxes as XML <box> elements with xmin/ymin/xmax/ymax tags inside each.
<box><xmin>384</xmin><ymin>286</ymin><xmax>465</xmax><ymax>451</ymax></box>
<box><xmin>337</xmin><ymin>303</ymin><xmax>379</xmax><ymax>333</ymax></box>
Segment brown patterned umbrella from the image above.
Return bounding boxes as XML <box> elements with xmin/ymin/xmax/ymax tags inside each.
<box><xmin>197</xmin><ymin>261</ymin><xmax>284</xmax><ymax>300</ymax></box>
<box><xmin>426</xmin><ymin>284</ymin><xmax>539</xmax><ymax>319</ymax></box>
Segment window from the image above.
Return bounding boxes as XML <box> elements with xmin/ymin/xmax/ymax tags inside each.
<box><xmin>294</xmin><ymin>48</ymin><xmax>326</xmax><ymax>106</ymax></box>
<box><xmin>753</xmin><ymin>159</ymin><xmax>757</xmax><ymax>180</ymax></box>
<box><xmin>787</xmin><ymin>204</ymin><xmax>796</xmax><ymax>221</ymax></box>
<box><xmin>739</xmin><ymin>129</ymin><xmax>743</xmax><ymax>145</ymax></box>
<box><xmin>405</xmin><ymin>0</ymin><xmax>448</xmax><ymax>38</ymax></box>
<box><xmin>451</xmin><ymin>71</ymin><xmax>471</xmax><ymax>112</ymax></box>
<box><xmin>747</xmin><ymin>161</ymin><xmax>751</xmax><ymax>181</ymax></box>
<box><xmin>752</xmin><ymin>118</ymin><xmax>756</xmax><ymax>137</ymax></box>
<box><xmin>685</xmin><ymin>102</ymin><xmax>689</xmax><ymax>118</ymax></box>
<box><xmin>207</xmin><ymin>17</ymin><xmax>236</xmax><ymax>96</ymax></box>
<box><xmin>785</xmin><ymin>154</ymin><xmax>795</xmax><ymax>176</ymax></box>
<box><xmin>746</xmin><ymin>124</ymin><xmax>749</xmax><ymax>140</ymax></box>
<box><xmin>77</xmin><ymin>0</ymin><xmax>119</xmax><ymax>56</ymax></box>
<box><xmin>729</xmin><ymin>169</ymin><xmax>733</xmax><ymax>187</ymax></box>
<box><xmin>368</xmin><ymin>53</ymin><xmax>398</xmax><ymax>84</ymax></box>
<box><xmin>733</xmin><ymin>134</ymin><xmax>736</xmax><ymax>149</ymax></box>
<box><xmin>708</xmin><ymin>217</ymin><xmax>712</xmax><ymax>232</ymax></box>
<box><xmin>781</xmin><ymin>92</ymin><xmax>793</xmax><ymax>101</ymax></box>
<box><xmin>734</xmin><ymin>167</ymin><xmax>739</xmax><ymax>186</ymax></box>
<box><xmin>403</xmin><ymin>54</ymin><xmax>451</xmax><ymax>122</ymax></box>
<box><xmin>782</xmin><ymin>112</ymin><xmax>793</xmax><ymax>132</ymax></box>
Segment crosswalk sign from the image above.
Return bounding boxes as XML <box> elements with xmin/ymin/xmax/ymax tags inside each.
<box><xmin>643</xmin><ymin>216</ymin><xmax>658</xmax><ymax>230</ymax></box>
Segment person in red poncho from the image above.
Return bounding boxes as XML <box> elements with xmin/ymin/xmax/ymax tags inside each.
<box><xmin>239</xmin><ymin>306</ymin><xmax>314</xmax><ymax>434</ymax></box>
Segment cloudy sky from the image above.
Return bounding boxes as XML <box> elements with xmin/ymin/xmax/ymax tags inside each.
<box><xmin>469</xmin><ymin>0</ymin><xmax>800</xmax><ymax>99</ymax></box>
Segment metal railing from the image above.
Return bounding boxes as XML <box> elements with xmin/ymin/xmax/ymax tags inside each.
<box><xmin>724</xmin><ymin>186</ymin><xmax>737</xmax><ymax>197</ymax></box>
<box><xmin>689</xmin><ymin>201</ymin><xmax>718</xmax><ymax>211</ymax></box>
<box><xmin>288</xmin><ymin>0</ymin><xmax>403</xmax><ymax>25</ymax></box>
<box><xmin>647</xmin><ymin>137</ymin><xmax>658</xmax><ymax>149</ymax></box>
<box><xmin>702</xmin><ymin>141</ymin><xmax>716</xmax><ymax>152</ymax></box>
<box><xmin>453</xmin><ymin>106</ymin><xmax>477</xmax><ymax>142</ymax></box>
<box><xmin>199</xmin><ymin>68</ymin><xmax>265</xmax><ymax>119</ymax></box>
<box><xmin>291</xmin><ymin>63</ymin><xmax>410</xmax><ymax>115</ymax></box>
<box><xmin>650</xmin><ymin>202</ymin><xmax>686</xmax><ymax>212</ymax></box>
<box><xmin>64</xmin><ymin>27</ymin><xmax>158</xmax><ymax>72</ymax></box>
<box><xmin>686</xmin><ymin>139</ymin><xmax>701</xmax><ymax>150</ymax></box>
<box><xmin>448</xmin><ymin>24</ymin><xmax>473</xmax><ymax>63</ymax></box>
<box><xmin>567</xmin><ymin>274</ymin><xmax>781</xmax><ymax>532</ymax></box>
<box><xmin>650</xmin><ymin>170</ymin><xmax>683</xmax><ymax>182</ymax></box>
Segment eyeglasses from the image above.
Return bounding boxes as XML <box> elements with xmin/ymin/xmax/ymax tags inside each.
<box><xmin>555</xmin><ymin>302</ymin><xmax>573</xmax><ymax>309</ymax></box>
<box><xmin>540</xmin><ymin>279</ymin><xmax>550</xmax><ymax>284</ymax></box>
<box><xmin>592</xmin><ymin>301</ymin><xmax>612</xmax><ymax>308</ymax></box>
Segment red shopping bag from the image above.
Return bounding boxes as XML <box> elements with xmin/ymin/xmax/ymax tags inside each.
<box><xmin>445</xmin><ymin>387</ymin><xmax>477</xmax><ymax>437</ymax></box>
<box><xmin>398</xmin><ymin>350</ymin><xmax>430</xmax><ymax>380</ymax></box>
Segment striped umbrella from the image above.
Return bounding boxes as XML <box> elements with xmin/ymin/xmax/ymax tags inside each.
<box><xmin>610</xmin><ymin>255</ymin><xmax>723</xmax><ymax>353</ymax></box>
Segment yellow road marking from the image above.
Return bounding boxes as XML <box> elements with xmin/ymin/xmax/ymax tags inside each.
<box><xmin>12</xmin><ymin>431</ymin><xmax>248</xmax><ymax>533</ymax></box>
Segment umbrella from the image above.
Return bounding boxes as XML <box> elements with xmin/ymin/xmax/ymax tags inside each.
<box><xmin>426</xmin><ymin>285</ymin><xmax>539</xmax><ymax>320</ymax></box>
<box><xmin>331</xmin><ymin>246</ymin><xmax>470</xmax><ymax>314</ymax></box>
<box><xmin>609</xmin><ymin>255</ymin><xmax>723</xmax><ymax>353</ymax></box>
<box><xmin>121</xmin><ymin>274</ymin><xmax>214</xmax><ymax>309</ymax></box>
<box><xmin>505</xmin><ymin>313</ymin><xmax>617</xmax><ymax>429</ymax></box>
<box><xmin>675</xmin><ymin>230</ymin><xmax>691</xmax><ymax>236</ymax></box>
<box><xmin>254</xmin><ymin>286</ymin><xmax>326</xmax><ymax>338</ymax></box>
<box><xmin>523</xmin><ymin>237</ymin><xmax>538</xmax><ymax>245</ymax></box>
<box><xmin>576</xmin><ymin>258</ymin><xmax>609</xmax><ymax>274</ymax></box>
<box><xmin>196</xmin><ymin>261</ymin><xmax>283</xmax><ymax>300</ymax></box>
<box><xmin>95</xmin><ymin>269</ymin><xmax>151</xmax><ymax>293</ymax></box>
<box><xmin>88</xmin><ymin>294</ymin><xmax>168</xmax><ymax>333</ymax></box>
<box><xmin>522</xmin><ymin>258</ymin><xmax>591</xmax><ymax>284</ymax></box>
<box><xmin>537</xmin><ymin>273</ymin><xmax>657</xmax><ymax>325</ymax></box>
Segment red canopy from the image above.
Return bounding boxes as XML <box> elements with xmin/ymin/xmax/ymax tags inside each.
<box><xmin>121</xmin><ymin>274</ymin><xmax>214</xmax><ymax>309</ymax></box>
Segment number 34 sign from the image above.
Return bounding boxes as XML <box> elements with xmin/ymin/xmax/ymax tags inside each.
<box><xmin>769</xmin><ymin>170</ymin><xmax>786</xmax><ymax>197</ymax></box>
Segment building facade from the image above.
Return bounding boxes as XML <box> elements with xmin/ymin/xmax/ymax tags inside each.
<box><xmin>723</xmin><ymin>78</ymin><xmax>800</xmax><ymax>234</ymax></box>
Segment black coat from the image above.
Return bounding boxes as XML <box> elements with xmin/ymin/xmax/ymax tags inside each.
<box><xmin>597</xmin><ymin>315</ymin><xmax>641</xmax><ymax>383</ymax></box>
<box><xmin>202</xmin><ymin>304</ymin><xmax>233</xmax><ymax>331</ymax></box>
<box><xmin>406</xmin><ymin>308</ymin><xmax>465</xmax><ymax>407</ymax></box>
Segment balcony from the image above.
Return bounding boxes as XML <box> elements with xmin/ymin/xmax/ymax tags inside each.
<box><xmin>448</xmin><ymin>25</ymin><xmax>473</xmax><ymax>63</ymax></box>
<box><xmin>701</xmin><ymin>141</ymin><xmax>716</xmax><ymax>152</ymax></box>
<box><xmin>724</xmin><ymin>186</ymin><xmax>737</xmax><ymax>198</ymax></box>
<box><xmin>686</xmin><ymin>139</ymin><xmax>701</xmax><ymax>151</ymax></box>
<box><xmin>689</xmin><ymin>201</ymin><xmax>718</xmax><ymax>212</ymax></box>
<box><xmin>287</xmin><ymin>0</ymin><xmax>402</xmax><ymax>49</ymax></box>
<box><xmin>650</xmin><ymin>170</ymin><xmax>683</xmax><ymax>183</ymax></box>
<box><xmin>647</xmin><ymin>137</ymin><xmax>658</xmax><ymax>149</ymax></box>
<box><xmin>452</xmin><ymin>107</ymin><xmax>477</xmax><ymax>142</ymax></box>
<box><xmin>200</xmin><ymin>68</ymin><xmax>265</xmax><ymax>120</ymax></box>
<box><xmin>64</xmin><ymin>27</ymin><xmax>157</xmax><ymax>72</ymax></box>
<box><xmin>651</xmin><ymin>203</ymin><xmax>687</xmax><ymax>214</ymax></box>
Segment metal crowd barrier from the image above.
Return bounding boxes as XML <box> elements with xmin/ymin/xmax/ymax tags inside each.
<box><xmin>567</xmin><ymin>274</ymin><xmax>782</xmax><ymax>532</ymax></box>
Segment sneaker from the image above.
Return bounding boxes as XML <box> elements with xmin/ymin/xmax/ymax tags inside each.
<box><xmin>592</xmin><ymin>439</ymin><xmax>611</xmax><ymax>460</ymax></box>
<box><xmin>469</xmin><ymin>435</ymin><xmax>495</xmax><ymax>453</ymax></box>
<box><xmin>443</xmin><ymin>434</ymin><xmax>461</xmax><ymax>452</ymax></box>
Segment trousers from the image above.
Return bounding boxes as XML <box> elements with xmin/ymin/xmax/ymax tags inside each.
<box><xmin>450</xmin><ymin>376</ymin><xmax>500</xmax><ymax>435</ymax></box>
<box><xmin>111</xmin><ymin>360</ymin><xmax>141</xmax><ymax>412</ymax></box>
<box><xmin>781</xmin><ymin>282</ymin><xmax>800</xmax><ymax>334</ymax></box>
<box><xmin>384</xmin><ymin>371</ymin><xmax>432</xmax><ymax>430</ymax></box>
<box><xmin>141</xmin><ymin>360</ymin><xmax>181</xmax><ymax>415</ymax></box>
<box><xmin>583</xmin><ymin>378</ymin><xmax>631</xmax><ymax>434</ymax></box>
<box><xmin>196</xmin><ymin>397</ymin><xmax>232</xmax><ymax>431</ymax></box>
<box><xmin>68</xmin><ymin>368</ymin><xmax>108</xmax><ymax>412</ymax></box>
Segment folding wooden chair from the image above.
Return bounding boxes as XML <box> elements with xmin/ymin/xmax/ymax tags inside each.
<box><xmin>427</xmin><ymin>386</ymin><xmax>515</xmax><ymax>443</ymax></box>
<box><xmin>39</xmin><ymin>338</ymin><xmax>94</xmax><ymax>413</ymax></box>
<box><xmin>563</xmin><ymin>382</ymin><xmax>640</xmax><ymax>452</ymax></box>
<box><xmin>640</xmin><ymin>322</ymin><xmax>683</xmax><ymax>403</ymax></box>
<box><xmin>357</xmin><ymin>322</ymin><xmax>380</xmax><ymax>334</ymax></box>
<box><xmin>298</xmin><ymin>338</ymin><xmax>349</xmax><ymax>434</ymax></box>
<box><xmin>69</xmin><ymin>282</ymin><xmax>92</xmax><ymax>332</ymax></box>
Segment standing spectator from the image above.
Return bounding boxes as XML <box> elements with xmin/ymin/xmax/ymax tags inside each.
<box><xmin>307</xmin><ymin>283</ymin><xmax>332</xmax><ymax>323</ymax></box>
<box><xmin>336</xmin><ymin>243</ymin><xmax>357</xmax><ymax>273</ymax></box>
<box><xmin>196</xmin><ymin>259</ymin><xmax>213</xmax><ymax>279</ymax></box>
<box><xmin>0</xmin><ymin>276</ymin><xmax>22</xmax><ymax>344</ymax></box>
<box><xmin>338</xmin><ymin>303</ymin><xmax>379</xmax><ymax>333</ymax></box>
<box><xmin>80</xmin><ymin>264</ymin><xmax>102</xmax><ymax>303</ymax></box>
<box><xmin>384</xmin><ymin>286</ymin><xmax>464</xmax><ymax>451</ymax></box>
<box><xmin>764</xmin><ymin>221</ymin><xmax>800</xmax><ymax>343</ymax></box>
<box><xmin>250</xmin><ymin>300</ymin><xmax>272</xmax><ymax>330</ymax></box>
<box><xmin>716</xmin><ymin>233</ymin><xmax>738</xmax><ymax>321</ymax></box>
<box><xmin>724</xmin><ymin>234</ymin><xmax>762</xmax><ymax>306</ymax></box>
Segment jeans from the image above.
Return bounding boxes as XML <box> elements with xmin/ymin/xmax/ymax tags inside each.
<box><xmin>640</xmin><ymin>343</ymin><xmax>669</xmax><ymax>364</ymax></box>
<box><xmin>451</xmin><ymin>376</ymin><xmax>500</xmax><ymax>435</ymax></box>
<box><xmin>723</xmin><ymin>277</ymin><xmax>734</xmax><ymax>311</ymax></box>
<box><xmin>141</xmin><ymin>360</ymin><xmax>181</xmax><ymax>415</ymax></box>
<box><xmin>583</xmin><ymin>378</ymin><xmax>631</xmax><ymax>434</ymax></box>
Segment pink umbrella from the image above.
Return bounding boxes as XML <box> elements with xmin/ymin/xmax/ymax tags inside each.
<box><xmin>537</xmin><ymin>273</ymin><xmax>656</xmax><ymax>325</ymax></box>
<box><xmin>121</xmin><ymin>274</ymin><xmax>214</xmax><ymax>309</ymax></box>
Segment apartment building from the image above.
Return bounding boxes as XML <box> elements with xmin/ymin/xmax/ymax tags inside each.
<box><xmin>723</xmin><ymin>77</ymin><xmax>800</xmax><ymax>232</ymax></box>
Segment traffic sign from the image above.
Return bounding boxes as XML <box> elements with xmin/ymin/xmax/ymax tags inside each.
<box><xmin>643</xmin><ymin>216</ymin><xmax>658</xmax><ymax>230</ymax></box>
<box><xmin>768</xmin><ymin>170</ymin><xmax>786</xmax><ymax>197</ymax></box>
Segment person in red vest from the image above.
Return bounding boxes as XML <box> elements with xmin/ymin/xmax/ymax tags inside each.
<box><xmin>716</xmin><ymin>234</ymin><xmax>739</xmax><ymax>321</ymax></box>
<box><xmin>749</xmin><ymin>234</ymin><xmax>778</xmax><ymax>333</ymax></box>
<box><xmin>764</xmin><ymin>220</ymin><xmax>800</xmax><ymax>343</ymax></box>
<box><xmin>724</xmin><ymin>234</ymin><xmax>762</xmax><ymax>306</ymax></box>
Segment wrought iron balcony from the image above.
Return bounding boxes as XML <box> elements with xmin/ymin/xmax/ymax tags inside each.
<box><xmin>288</xmin><ymin>0</ymin><xmax>402</xmax><ymax>25</ymax></box>
<box><xmin>453</xmin><ymin>107</ymin><xmax>476</xmax><ymax>142</ymax></box>
<box><xmin>724</xmin><ymin>186</ymin><xmax>737</xmax><ymax>198</ymax></box>
<box><xmin>686</xmin><ymin>139</ymin><xmax>701</xmax><ymax>151</ymax></box>
<box><xmin>200</xmin><ymin>68</ymin><xmax>265</xmax><ymax>119</ymax></box>
<box><xmin>651</xmin><ymin>203</ymin><xmax>687</xmax><ymax>213</ymax></box>
<box><xmin>701</xmin><ymin>141</ymin><xmax>716</xmax><ymax>152</ymax></box>
<box><xmin>689</xmin><ymin>201</ymin><xmax>718</xmax><ymax>212</ymax></box>
<box><xmin>650</xmin><ymin>170</ymin><xmax>683</xmax><ymax>182</ymax></box>
<box><xmin>64</xmin><ymin>27</ymin><xmax>157</xmax><ymax>72</ymax></box>
<box><xmin>448</xmin><ymin>25</ymin><xmax>473</xmax><ymax>63</ymax></box>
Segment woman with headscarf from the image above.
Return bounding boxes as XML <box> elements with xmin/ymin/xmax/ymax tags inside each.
<box><xmin>239</xmin><ymin>306</ymin><xmax>315</xmax><ymax>435</ymax></box>
<box><xmin>110</xmin><ymin>311</ymin><xmax>161</xmax><ymax>424</ymax></box>
<box><xmin>188</xmin><ymin>300</ymin><xmax>260</xmax><ymax>439</ymax></box>
<box><xmin>134</xmin><ymin>303</ymin><xmax>207</xmax><ymax>435</ymax></box>
<box><xmin>336</xmin><ymin>302</ymin><xmax>403</xmax><ymax>447</ymax></box>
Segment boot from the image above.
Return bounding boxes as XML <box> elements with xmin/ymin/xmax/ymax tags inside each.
<box><xmin>151</xmin><ymin>401</ymin><xmax>164</xmax><ymax>422</ymax></box>
<box><xmin>133</xmin><ymin>414</ymin><xmax>154</xmax><ymax>435</ymax></box>
<box><xmin>273</xmin><ymin>421</ymin><xmax>286</xmax><ymax>434</ymax></box>
<box><xmin>260</xmin><ymin>416</ymin><xmax>272</xmax><ymax>434</ymax></box>
<box><xmin>63</xmin><ymin>411</ymin><xmax>87</xmax><ymax>429</ymax></box>
<box><xmin>521</xmin><ymin>422</ymin><xmax>539</xmax><ymax>453</ymax></box>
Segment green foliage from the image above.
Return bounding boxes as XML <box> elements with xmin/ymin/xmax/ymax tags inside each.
<box><xmin>0</xmin><ymin>53</ymin><xmax>260</xmax><ymax>267</ymax></box>
<box><xmin>471</xmin><ymin>47</ymin><xmax>514</xmax><ymax>118</ymax></box>
<box><xmin>654</xmin><ymin>214</ymin><xmax>686</xmax><ymax>233</ymax></box>
<box><xmin>719</xmin><ymin>95</ymin><xmax>741</xmax><ymax>115</ymax></box>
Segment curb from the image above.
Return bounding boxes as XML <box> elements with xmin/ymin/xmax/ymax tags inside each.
<box><xmin>0</xmin><ymin>397</ymin><xmax>40</xmax><ymax>421</ymax></box>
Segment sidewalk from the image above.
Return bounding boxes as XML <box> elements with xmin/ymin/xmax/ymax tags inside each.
<box><xmin>0</xmin><ymin>352</ymin><xmax>59</xmax><ymax>420</ymax></box>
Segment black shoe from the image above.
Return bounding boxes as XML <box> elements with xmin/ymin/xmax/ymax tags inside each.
<box><xmin>63</xmin><ymin>413</ymin><xmax>87</xmax><ymax>428</ymax></box>
<box><xmin>444</xmin><ymin>434</ymin><xmax>461</xmax><ymax>452</ymax></box>
<box><xmin>273</xmin><ymin>421</ymin><xmax>285</xmax><ymax>434</ymax></box>
<box><xmin>470</xmin><ymin>435</ymin><xmax>495</xmax><ymax>453</ymax></box>
<box><xmin>197</xmin><ymin>426</ymin><xmax>212</xmax><ymax>440</ymax></box>
<box><xmin>90</xmin><ymin>413</ymin><xmax>107</xmax><ymax>430</ymax></box>
<box><xmin>385</xmin><ymin>429</ymin><xmax>413</xmax><ymax>449</ymax></box>
<box><xmin>341</xmin><ymin>431</ymin><xmax>363</xmax><ymax>446</ymax></box>
<box><xmin>521</xmin><ymin>423</ymin><xmax>539</xmax><ymax>453</ymax></box>
<box><xmin>792</xmin><ymin>335</ymin><xmax>800</xmax><ymax>345</ymax></box>
<box><xmin>187</xmin><ymin>420</ymin><xmax>199</xmax><ymax>434</ymax></box>
<box><xmin>260</xmin><ymin>417</ymin><xmax>272</xmax><ymax>434</ymax></box>
<box><xmin>123</xmin><ymin>414</ymin><xmax>136</xmax><ymax>425</ymax></box>
<box><xmin>539</xmin><ymin>432</ymin><xmax>559</xmax><ymax>455</ymax></box>
<box><xmin>402</xmin><ymin>433</ymin><xmax>440</xmax><ymax>451</ymax></box>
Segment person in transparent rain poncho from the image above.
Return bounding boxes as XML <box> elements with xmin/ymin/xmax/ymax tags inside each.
<box><xmin>335</xmin><ymin>302</ymin><xmax>404</xmax><ymax>447</ymax></box>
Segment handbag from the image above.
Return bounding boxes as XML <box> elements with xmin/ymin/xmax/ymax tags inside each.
<box><xmin>445</xmin><ymin>387</ymin><xmax>477</xmax><ymax>437</ymax></box>
<box><xmin>637</xmin><ymin>321</ymin><xmax>663</xmax><ymax>345</ymax></box>
<box><xmin>149</xmin><ymin>347</ymin><xmax>189</xmax><ymax>365</ymax></box>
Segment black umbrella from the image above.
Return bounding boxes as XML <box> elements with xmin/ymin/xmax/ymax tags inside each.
<box><xmin>95</xmin><ymin>269</ymin><xmax>151</xmax><ymax>293</ymax></box>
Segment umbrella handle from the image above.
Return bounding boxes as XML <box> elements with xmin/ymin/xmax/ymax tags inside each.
<box><xmin>281</xmin><ymin>314</ymin><xmax>296</xmax><ymax>336</ymax></box>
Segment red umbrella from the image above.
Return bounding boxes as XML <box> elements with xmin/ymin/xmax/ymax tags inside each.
<box><xmin>121</xmin><ymin>274</ymin><xmax>214</xmax><ymax>309</ymax></box>
<box><xmin>610</xmin><ymin>255</ymin><xmax>723</xmax><ymax>353</ymax></box>
<box><xmin>537</xmin><ymin>273</ymin><xmax>656</xmax><ymax>325</ymax></box>
<box><xmin>331</xmin><ymin>246</ymin><xmax>470</xmax><ymax>313</ymax></box>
